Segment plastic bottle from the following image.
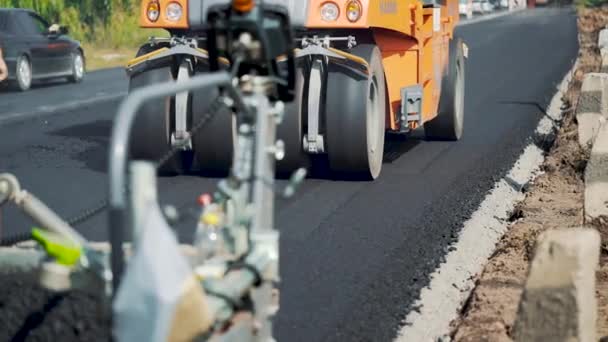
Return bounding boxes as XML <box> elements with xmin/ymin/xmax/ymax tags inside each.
<box><xmin>193</xmin><ymin>204</ymin><xmax>225</xmax><ymax>263</ymax></box>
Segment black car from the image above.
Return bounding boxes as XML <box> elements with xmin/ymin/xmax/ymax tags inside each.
<box><xmin>0</xmin><ymin>8</ymin><xmax>85</xmax><ymax>91</ymax></box>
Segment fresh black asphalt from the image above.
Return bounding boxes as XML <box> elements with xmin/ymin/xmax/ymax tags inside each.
<box><xmin>0</xmin><ymin>8</ymin><xmax>578</xmax><ymax>342</ymax></box>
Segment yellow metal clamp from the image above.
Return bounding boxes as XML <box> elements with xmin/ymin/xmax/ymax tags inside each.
<box><xmin>126</xmin><ymin>47</ymin><xmax>231</xmax><ymax>70</ymax></box>
<box><xmin>326</xmin><ymin>48</ymin><xmax>370</xmax><ymax>69</ymax></box>
<box><xmin>126</xmin><ymin>47</ymin><xmax>169</xmax><ymax>68</ymax></box>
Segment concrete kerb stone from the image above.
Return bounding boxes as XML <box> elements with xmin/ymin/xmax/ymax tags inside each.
<box><xmin>585</xmin><ymin>121</ymin><xmax>608</xmax><ymax>223</ymax></box>
<box><xmin>577</xmin><ymin>73</ymin><xmax>608</xmax><ymax>148</ymax></box>
<box><xmin>598</xmin><ymin>27</ymin><xmax>608</xmax><ymax>57</ymax></box>
<box><xmin>513</xmin><ymin>228</ymin><xmax>601</xmax><ymax>342</ymax></box>
<box><xmin>601</xmin><ymin>28</ymin><xmax>608</xmax><ymax>76</ymax></box>
<box><xmin>601</xmin><ymin>54</ymin><xmax>608</xmax><ymax>74</ymax></box>
<box><xmin>585</xmin><ymin>29</ymin><xmax>608</xmax><ymax>223</ymax></box>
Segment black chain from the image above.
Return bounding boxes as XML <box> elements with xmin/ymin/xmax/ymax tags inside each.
<box><xmin>67</xmin><ymin>199</ymin><xmax>110</xmax><ymax>226</ymax></box>
<box><xmin>68</xmin><ymin>95</ymin><xmax>227</xmax><ymax>227</ymax></box>
<box><xmin>157</xmin><ymin>96</ymin><xmax>227</xmax><ymax>169</ymax></box>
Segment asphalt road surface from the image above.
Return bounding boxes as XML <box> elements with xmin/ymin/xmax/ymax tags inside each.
<box><xmin>0</xmin><ymin>8</ymin><xmax>578</xmax><ymax>342</ymax></box>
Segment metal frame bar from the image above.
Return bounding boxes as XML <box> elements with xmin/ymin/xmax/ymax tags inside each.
<box><xmin>108</xmin><ymin>71</ymin><xmax>247</xmax><ymax>291</ymax></box>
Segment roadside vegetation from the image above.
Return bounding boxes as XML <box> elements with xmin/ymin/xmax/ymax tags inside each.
<box><xmin>577</xmin><ymin>0</ymin><xmax>608</xmax><ymax>8</ymax></box>
<box><xmin>0</xmin><ymin>0</ymin><xmax>167</xmax><ymax>69</ymax></box>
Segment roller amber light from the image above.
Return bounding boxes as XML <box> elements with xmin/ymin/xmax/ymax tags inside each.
<box><xmin>346</xmin><ymin>0</ymin><xmax>362</xmax><ymax>22</ymax></box>
<box><xmin>146</xmin><ymin>0</ymin><xmax>160</xmax><ymax>22</ymax></box>
<box><xmin>233</xmin><ymin>0</ymin><xmax>255</xmax><ymax>12</ymax></box>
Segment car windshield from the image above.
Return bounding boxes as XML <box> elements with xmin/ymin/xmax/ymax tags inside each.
<box><xmin>28</xmin><ymin>13</ymin><xmax>49</xmax><ymax>34</ymax></box>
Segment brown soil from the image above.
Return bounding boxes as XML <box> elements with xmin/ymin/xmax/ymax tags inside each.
<box><xmin>452</xmin><ymin>6</ymin><xmax>608</xmax><ymax>341</ymax></box>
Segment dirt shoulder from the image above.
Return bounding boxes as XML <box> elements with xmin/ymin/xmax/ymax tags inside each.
<box><xmin>452</xmin><ymin>6</ymin><xmax>608</xmax><ymax>341</ymax></box>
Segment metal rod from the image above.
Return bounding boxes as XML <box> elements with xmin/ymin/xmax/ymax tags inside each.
<box><xmin>0</xmin><ymin>173</ymin><xmax>85</xmax><ymax>246</ymax></box>
<box><xmin>108</xmin><ymin>71</ymin><xmax>245</xmax><ymax>292</ymax></box>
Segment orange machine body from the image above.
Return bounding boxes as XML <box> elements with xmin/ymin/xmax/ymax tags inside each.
<box><xmin>139</xmin><ymin>0</ymin><xmax>459</xmax><ymax>131</ymax></box>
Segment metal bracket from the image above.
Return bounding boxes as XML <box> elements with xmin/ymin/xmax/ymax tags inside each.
<box><xmin>126</xmin><ymin>44</ymin><xmax>230</xmax><ymax>77</ymax></box>
<box><xmin>462</xmin><ymin>42</ymin><xmax>470</xmax><ymax>59</ymax></box>
<box><xmin>303</xmin><ymin>59</ymin><xmax>325</xmax><ymax>154</ymax></box>
<box><xmin>299</xmin><ymin>35</ymin><xmax>357</xmax><ymax>49</ymax></box>
<box><xmin>147</xmin><ymin>36</ymin><xmax>202</xmax><ymax>48</ymax></box>
<box><xmin>400</xmin><ymin>85</ymin><xmax>424</xmax><ymax>133</ymax></box>
<box><xmin>171</xmin><ymin>59</ymin><xmax>193</xmax><ymax>150</ymax></box>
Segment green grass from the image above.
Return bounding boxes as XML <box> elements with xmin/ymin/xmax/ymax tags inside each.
<box><xmin>83</xmin><ymin>45</ymin><xmax>137</xmax><ymax>71</ymax></box>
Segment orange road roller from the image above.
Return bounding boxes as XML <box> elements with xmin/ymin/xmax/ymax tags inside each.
<box><xmin>127</xmin><ymin>0</ymin><xmax>467</xmax><ymax>179</ymax></box>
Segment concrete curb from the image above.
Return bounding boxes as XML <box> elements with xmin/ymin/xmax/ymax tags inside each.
<box><xmin>600</xmin><ymin>26</ymin><xmax>608</xmax><ymax>73</ymax></box>
<box><xmin>576</xmin><ymin>73</ymin><xmax>608</xmax><ymax>149</ymax></box>
<box><xmin>513</xmin><ymin>228</ymin><xmax>601</xmax><ymax>342</ymax></box>
<box><xmin>395</xmin><ymin>54</ymin><xmax>576</xmax><ymax>342</ymax></box>
<box><xmin>585</xmin><ymin>121</ymin><xmax>608</xmax><ymax>223</ymax></box>
<box><xmin>583</xmin><ymin>28</ymin><xmax>608</xmax><ymax>224</ymax></box>
<box><xmin>514</xmin><ymin>28</ymin><xmax>608</xmax><ymax>341</ymax></box>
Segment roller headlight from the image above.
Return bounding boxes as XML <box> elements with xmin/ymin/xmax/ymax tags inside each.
<box><xmin>346</xmin><ymin>0</ymin><xmax>362</xmax><ymax>22</ymax></box>
<box><xmin>166</xmin><ymin>2</ymin><xmax>183</xmax><ymax>22</ymax></box>
<box><xmin>320</xmin><ymin>2</ymin><xmax>339</xmax><ymax>22</ymax></box>
<box><xmin>146</xmin><ymin>0</ymin><xmax>160</xmax><ymax>22</ymax></box>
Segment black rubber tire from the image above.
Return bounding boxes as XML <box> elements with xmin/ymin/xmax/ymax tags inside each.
<box><xmin>128</xmin><ymin>66</ymin><xmax>192</xmax><ymax>175</ymax></box>
<box><xmin>191</xmin><ymin>64</ymin><xmax>235</xmax><ymax>175</ymax></box>
<box><xmin>276</xmin><ymin>66</ymin><xmax>310</xmax><ymax>176</ymax></box>
<box><xmin>325</xmin><ymin>44</ymin><xmax>387</xmax><ymax>180</ymax></box>
<box><xmin>425</xmin><ymin>37</ymin><xmax>466</xmax><ymax>141</ymax></box>
<box><xmin>10</xmin><ymin>55</ymin><xmax>32</xmax><ymax>92</ymax></box>
<box><xmin>68</xmin><ymin>50</ymin><xmax>85</xmax><ymax>83</ymax></box>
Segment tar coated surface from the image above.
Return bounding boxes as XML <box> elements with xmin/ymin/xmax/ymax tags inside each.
<box><xmin>0</xmin><ymin>8</ymin><xmax>578</xmax><ymax>342</ymax></box>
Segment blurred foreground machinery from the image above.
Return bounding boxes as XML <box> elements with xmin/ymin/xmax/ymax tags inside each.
<box><xmin>1</xmin><ymin>0</ymin><xmax>303</xmax><ymax>340</ymax></box>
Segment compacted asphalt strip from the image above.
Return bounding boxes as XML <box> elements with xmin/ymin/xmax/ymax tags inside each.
<box><xmin>0</xmin><ymin>7</ymin><xmax>578</xmax><ymax>342</ymax></box>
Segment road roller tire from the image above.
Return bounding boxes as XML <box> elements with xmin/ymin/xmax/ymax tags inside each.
<box><xmin>425</xmin><ymin>37</ymin><xmax>465</xmax><ymax>141</ymax></box>
<box><xmin>325</xmin><ymin>44</ymin><xmax>387</xmax><ymax>180</ymax></box>
<box><xmin>128</xmin><ymin>66</ymin><xmax>192</xmax><ymax>175</ymax></box>
<box><xmin>276</xmin><ymin>66</ymin><xmax>310</xmax><ymax>176</ymax></box>
<box><xmin>191</xmin><ymin>65</ymin><xmax>235</xmax><ymax>175</ymax></box>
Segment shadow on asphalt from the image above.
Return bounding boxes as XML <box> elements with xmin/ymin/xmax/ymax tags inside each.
<box><xmin>49</xmin><ymin>119</ymin><xmax>111</xmax><ymax>173</ymax></box>
<box><xmin>46</xmin><ymin>118</ymin><xmax>426</xmax><ymax>181</ymax></box>
<box><xmin>304</xmin><ymin>134</ymin><xmax>422</xmax><ymax>181</ymax></box>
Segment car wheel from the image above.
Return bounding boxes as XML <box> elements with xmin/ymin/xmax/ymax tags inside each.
<box><xmin>12</xmin><ymin>55</ymin><xmax>32</xmax><ymax>91</ymax></box>
<box><xmin>68</xmin><ymin>51</ymin><xmax>85</xmax><ymax>83</ymax></box>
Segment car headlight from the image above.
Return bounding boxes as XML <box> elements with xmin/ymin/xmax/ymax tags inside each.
<box><xmin>346</xmin><ymin>0</ymin><xmax>362</xmax><ymax>22</ymax></box>
<box><xmin>320</xmin><ymin>2</ymin><xmax>339</xmax><ymax>22</ymax></box>
<box><xmin>166</xmin><ymin>2</ymin><xmax>183</xmax><ymax>22</ymax></box>
<box><xmin>146</xmin><ymin>0</ymin><xmax>160</xmax><ymax>22</ymax></box>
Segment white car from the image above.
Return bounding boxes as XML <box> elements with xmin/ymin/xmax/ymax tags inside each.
<box><xmin>473</xmin><ymin>0</ymin><xmax>494</xmax><ymax>13</ymax></box>
<box><xmin>472</xmin><ymin>0</ymin><xmax>483</xmax><ymax>13</ymax></box>
<box><xmin>500</xmin><ymin>0</ymin><xmax>509</xmax><ymax>8</ymax></box>
<box><xmin>459</xmin><ymin>0</ymin><xmax>473</xmax><ymax>18</ymax></box>
<box><xmin>482</xmin><ymin>0</ymin><xmax>495</xmax><ymax>12</ymax></box>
